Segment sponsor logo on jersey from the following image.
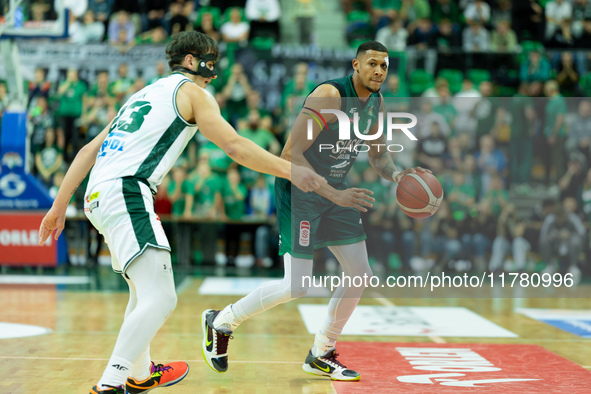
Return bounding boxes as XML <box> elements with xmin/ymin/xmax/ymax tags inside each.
<box><xmin>89</xmin><ymin>201</ymin><xmax>99</xmax><ymax>213</ymax></box>
<box><xmin>331</xmin><ymin>160</ymin><xmax>349</xmax><ymax>169</ymax></box>
<box><xmin>299</xmin><ymin>221</ymin><xmax>310</xmax><ymax>247</ymax></box>
<box><xmin>87</xmin><ymin>191</ymin><xmax>100</xmax><ymax>203</ymax></box>
<box><xmin>98</xmin><ymin>133</ymin><xmax>127</xmax><ymax>158</ymax></box>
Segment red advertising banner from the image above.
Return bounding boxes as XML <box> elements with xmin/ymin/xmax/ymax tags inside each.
<box><xmin>333</xmin><ymin>342</ymin><xmax>591</xmax><ymax>393</ymax></box>
<box><xmin>0</xmin><ymin>212</ymin><xmax>57</xmax><ymax>265</ymax></box>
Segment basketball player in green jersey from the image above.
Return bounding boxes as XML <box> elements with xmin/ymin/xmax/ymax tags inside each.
<box><xmin>203</xmin><ymin>41</ymin><xmax>429</xmax><ymax>381</ymax></box>
<box><xmin>38</xmin><ymin>31</ymin><xmax>325</xmax><ymax>394</ymax></box>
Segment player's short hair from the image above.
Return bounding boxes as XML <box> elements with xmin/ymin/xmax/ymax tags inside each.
<box><xmin>356</xmin><ymin>41</ymin><xmax>388</xmax><ymax>58</ymax></box>
<box><xmin>165</xmin><ymin>31</ymin><xmax>219</xmax><ymax>70</ymax></box>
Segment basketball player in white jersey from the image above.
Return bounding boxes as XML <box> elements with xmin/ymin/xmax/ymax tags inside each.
<box><xmin>38</xmin><ymin>31</ymin><xmax>326</xmax><ymax>394</ymax></box>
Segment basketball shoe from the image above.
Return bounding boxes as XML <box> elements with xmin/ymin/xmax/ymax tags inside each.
<box><xmin>89</xmin><ymin>385</ymin><xmax>125</xmax><ymax>394</ymax></box>
<box><xmin>201</xmin><ymin>309</ymin><xmax>233</xmax><ymax>373</ymax></box>
<box><xmin>125</xmin><ymin>361</ymin><xmax>189</xmax><ymax>393</ymax></box>
<box><xmin>302</xmin><ymin>349</ymin><xmax>360</xmax><ymax>381</ymax></box>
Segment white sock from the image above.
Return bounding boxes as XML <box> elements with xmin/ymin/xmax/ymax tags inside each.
<box><xmin>213</xmin><ymin>304</ymin><xmax>241</xmax><ymax>332</ymax></box>
<box><xmin>98</xmin><ymin>249</ymin><xmax>177</xmax><ymax>388</ymax></box>
<box><xmin>222</xmin><ymin>254</ymin><xmax>313</xmax><ymax>327</ymax></box>
<box><xmin>312</xmin><ymin>330</ymin><xmax>338</xmax><ymax>357</ymax></box>
<box><xmin>129</xmin><ymin>346</ymin><xmax>151</xmax><ymax>381</ymax></box>
<box><xmin>310</xmin><ymin>242</ymin><xmax>372</xmax><ymax>359</ymax></box>
<box><xmin>98</xmin><ymin>355</ymin><xmax>133</xmax><ymax>389</ymax></box>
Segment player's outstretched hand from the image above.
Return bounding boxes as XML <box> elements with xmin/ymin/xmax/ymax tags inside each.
<box><xmin>393</xmin><ymin>167</ymin><xmax>432</xmax><ymax>183</ymax></box>
<box><xmin>333</xmin><ymin>188</ymin><xmax>375</xmax><ymax>212</ymax></box>
<box><xmin>38</xmin><ymin>206</ymin><xmax>66</xmax><ymax>245</ymax></box>
<box><xmin>291</xmin><ymin>165</ymin><xmax>327</xmax><ymax>192</ymax></box>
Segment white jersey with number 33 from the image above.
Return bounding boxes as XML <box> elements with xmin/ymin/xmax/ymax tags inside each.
<box><xmin>88</xmin><ymin>73</ymin><xmax>199</xmax><ymax>191</ymax></box>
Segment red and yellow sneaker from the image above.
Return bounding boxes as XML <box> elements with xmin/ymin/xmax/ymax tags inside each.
<box><xmin>89</xmin><ymin>384</ymin><xmax>125</xmax><ymax>394</ymax></box>
<box><xmin>125</xmin><ymin>361</ymin><xmax>189</xmax><ymax>393</ymax></box>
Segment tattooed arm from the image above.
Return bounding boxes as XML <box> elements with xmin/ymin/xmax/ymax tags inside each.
<box><xmin>368</xmin><ymin>97</ymin><xmax>430</xmax><ymax>182</ymax></box>
<box><xmin>39</xmin><ymin>120</ymin><xmax>113</xmax><ymax>244</ymax></box>
<box><xmin>368</xmin><ymin>129</ymin><xmax>400</xmax><ymax>182</ymax></box>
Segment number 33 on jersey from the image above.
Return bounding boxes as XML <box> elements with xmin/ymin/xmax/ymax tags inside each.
<box><xmin>89</xmin><ymin>73</ymin><xmax>200</xmax><ymax>190</ymax></box>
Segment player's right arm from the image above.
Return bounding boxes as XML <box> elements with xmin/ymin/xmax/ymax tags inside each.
<box><xmin>286</xmin><ymin>84</ymin><xmax>375</xmax><ymax>212</ymax></box>
<box><xmin>178</xmin><ymin>83</ymin><xmax>326</xmax><ymax>192</ymax></box>
<box><xmin>38</xmin><ymin>120</ymin><xmax>113</xmax><ymax>244</ymax></box>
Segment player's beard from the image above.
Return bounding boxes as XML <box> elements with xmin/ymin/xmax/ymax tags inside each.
<box><xmin>365</xmin><ymin>84</ymin><xmax>381</xmax><ymax>93</ymax></box>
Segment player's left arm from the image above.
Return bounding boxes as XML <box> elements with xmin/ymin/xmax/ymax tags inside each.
<box><xmin>367</xmin><ymin>95</ymin><xmax>430</xmax><ymax>182</ymax></box>
<box><xmin>38</xmin><ymin>120</ymin><xmax>114</xmax><ymax>244</ymax></box>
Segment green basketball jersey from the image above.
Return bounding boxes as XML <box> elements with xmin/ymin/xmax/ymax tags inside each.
<box><xmin>303</xmin><ymin>75</ymin><xmax>381</xmax><ymax>184</ymax></box>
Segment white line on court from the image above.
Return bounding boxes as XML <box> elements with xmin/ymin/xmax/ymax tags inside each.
<box><xmin>0</xmin><ymin>275</ymin><xmax>90</xmax><ymax>285</ymax></box>
<box><xmin>0</xmin><ymin>355</ymin><xmax>301</xmax><ymax>364</ymax></box>
<box><xmin>372</xmin><ymin>293</ymin><xmax>447</xmax><ymax>344</ymax></box>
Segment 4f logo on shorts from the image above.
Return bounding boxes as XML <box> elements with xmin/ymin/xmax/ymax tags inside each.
<box><xmin>299</xmin><ymin>221</ymin><xmax>310</xmax><ymax>247</ymax></box>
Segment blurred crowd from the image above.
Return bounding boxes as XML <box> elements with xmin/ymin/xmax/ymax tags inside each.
<box><xmin>354</xmin><ymin>0</ymin><xmax>591</xmax><ymax>52</ymax></box>
<box><xmin>352</xmin><ymin>78</ymin><xmax>590</xmax><ymax>277</ymax></box>
<box><xmin>1</xmin><ymin>0</ymin><xmax>591</xmax><ymax>274</ymax></box>
<box><xmin>0</xmin><ymin>0</ymin><xmax>285</xmax><ymax>49</ymax></box>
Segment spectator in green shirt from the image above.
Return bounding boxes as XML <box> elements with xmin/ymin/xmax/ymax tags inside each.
<box><xmin>542</xmin><ymin>80</ymin><xmax>568</xmax><ymax>184</ymax></box>
<box><xmin>29</xmin><ymin>96</ymin><xmax>57</xmax><ymax>156</ymax></box>
<box><xmin>482</xmin><ymin>173</ymin><xmax>508</xmax><ymax>216</ymax></box>
<box><xmin>166</xmin><ymin>165</ymin><xmax>192</xmax><ymax>217</ymax></box>
<box><xmin>57</xmin><ymin>68</ymin><xmax>88</xmax><ymax>162</ymax></box>
<box><xmin>281</xmin><ymin>63</ymin><xmax>315</xmax><ymax>108</ymax></box>
<box><xmin>473</xmin><ymin>81</ymin><xmax>505</xmax><ymax>142</ymax></box>
<box><xmin>35</xmin><ymin>128</ymin><xmax>63</xmax><ymax>189</ymax></box>
<box><xmin>84</xmin><ymin>70</ymin><xmax>115</xmax><ymax>113</ymax></box>
<box><xmin>186</xmin><ymin>155</ymin><xmax>224</xmax><ymax>219</ymax></box>
<box><xmin>222</xmin><ymin>167</ymin><xmax>255</xmax><ymax>266</ymax></box>
<box><xmin>433</xmin><ymin>88</ymin><xmax>457</xmax><ymax>130</ymax></box>
<box><xmin>239</xmin><ymin>111</ymin><xmax>281</xmax><ymax>154</ymax></box>
<box><xmin>381</xmin><ymin>74</ymin><xmax>410</xmax><ymax>111</ymax></box>
<box><xmin>509</xmin><ymin>82</ymin><xmax>536</xmax><ymax>185</ymax></box>
<box><xmin>581</xmin><ymin>168</ymin><xmax>591</xmax><ymax>222</ymax></box>
<box><xmin>134</xmin><ymin>25</ymin><xmax>168</xmax><ymax>45</ymax></box>
<box><xmin>400</xmin><ymin>0</ymin><xmax>431</xmax><ymax>24</ymax></box>
<box><xmin>245</xmin><ymin>90</ymin><xmax>272</xmax><ymax>122</ymax></box>
<box><xmin>432</xmin><ymin>0</ymin><xmax>462</xmax><ymax>25</ymax></box>
<box><xmin>238</xmin><ymin>111</ymin><xmax>281</xmax><ymax>186</ymax></box>
<box><xmin>221</xmin><ymin>63</ymin><xmax>252</xmax><ymax>126</ymax></box>
<box><xmin>198</xmin><ymin>140</ymin><xmax>234</xmax><ymax>181</ymax></box>
<box><xmin>490</xmin><ymin>20</ymin><xmax>518</xmax><ymax>53</ymax></box>
<box><xmin>520</xmin><ymin>50</ymin><xmax>551</xmax><ymax>82</ymax></box>
<box><xmin>463</xmin><ymin>154</ymin><xmax>483</xmax><ymax>204</ymax></box>
<box><xmin>447</xmin><ymin>171</ymin><xmax>476</xmax><ymax>221</ymax></box>
<box><xmin>222</xmin><ymin>167</ymin><xmax>248</xmax><ymax>221</ymax></box>
<box><xmin>109</xmin><ymin>63</ymin><xmax>135</xmax><ymax>108</ymax></box>
<box><xmin>372</xmin><ymin>0</ymin><xmax>401</xmax><ymax>29</ymax></box>
<box><xmin>148</xmin><ymin>61</ymin><xmax>167</xmax><ymax>85</ymax></box>
<box><xmin>82</xmin><ymin>97</ymin><xmax>116</xmax><ymax>143</ymax></box>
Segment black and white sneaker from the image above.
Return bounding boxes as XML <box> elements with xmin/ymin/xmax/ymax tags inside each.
<box><xmin>302</xmin><ymin>349</ymin><xmax>361</xmax><ymax>381</ymax></box>
<box><xmin>201</xmin><ymin>309</ymin><xmax>233</xmax><ymax>373</ymax></box>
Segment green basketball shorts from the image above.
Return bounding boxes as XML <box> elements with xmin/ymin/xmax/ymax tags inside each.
<box><xmin>275</xmin><ymin>178</ymin><xmax>366</xmax><ymax>260</ymax></box>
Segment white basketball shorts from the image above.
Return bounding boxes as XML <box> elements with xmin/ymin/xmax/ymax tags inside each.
<box><xmin>84</xmin><ymin>177</ymin><xmax>171</xmax><ymax>273</ymax></box>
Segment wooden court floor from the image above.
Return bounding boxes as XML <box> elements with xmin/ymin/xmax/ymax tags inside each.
<box><xmin>1</xmin><ymin>275</ymin><xmax>591</xmax><ymax>393</ymax></box>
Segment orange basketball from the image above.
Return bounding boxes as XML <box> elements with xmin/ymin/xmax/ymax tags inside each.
<box><xmin>396</xmin><ymin>172</ymin><xmax>443</xmax><ymax>219</ymax></box>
